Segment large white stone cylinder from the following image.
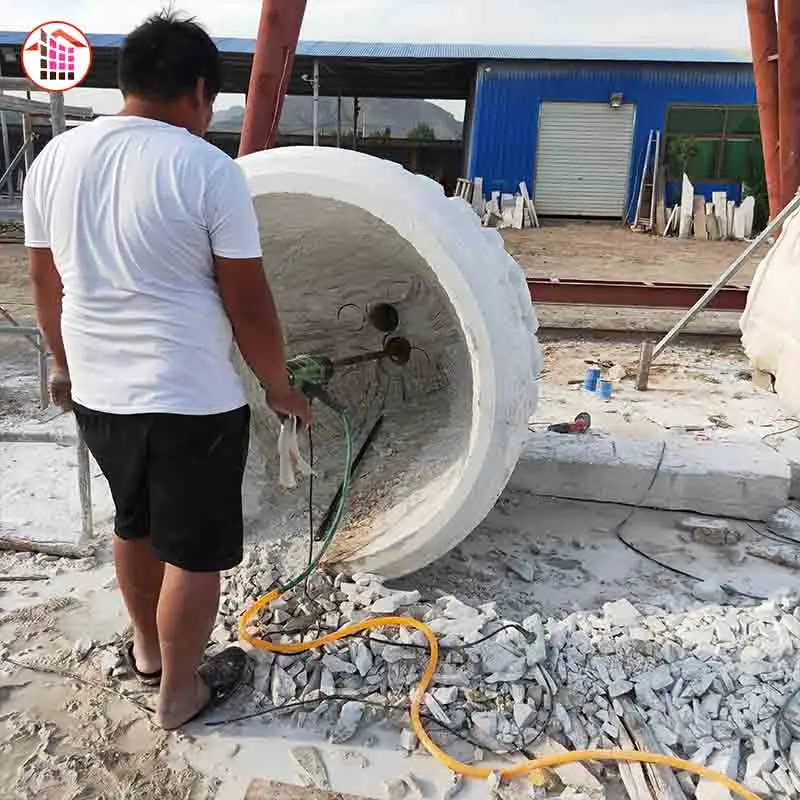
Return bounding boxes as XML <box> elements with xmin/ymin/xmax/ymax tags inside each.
<box><xmin>236</xmin><ymin>147</ymin><xmax>542</xmax><ymax>579</ymax></box>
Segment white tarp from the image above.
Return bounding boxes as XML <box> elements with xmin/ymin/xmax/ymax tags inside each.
<box><xmin>740</xmin><ymin>208</ymin><xmax>800</xmax><ymax>416</ymax></box>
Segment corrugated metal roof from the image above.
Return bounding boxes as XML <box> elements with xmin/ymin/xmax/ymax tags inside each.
<box><xmin>0</xmin><ymin>30</ymin><xmax>752</xmax><ymax>64</ymax></box>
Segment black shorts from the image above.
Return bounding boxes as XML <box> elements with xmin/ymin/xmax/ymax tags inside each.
<box><xmin>74</xmin><ymin>404</ymin><xmax>250</xmax><ymax>572</ymax></box>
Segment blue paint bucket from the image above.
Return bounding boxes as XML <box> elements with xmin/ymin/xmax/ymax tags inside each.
<box><xmin>598</xmin><ymin>380</ymin><xmax>613</xmax><ymax>400</ymax></box>
<box><xmin>584</xmin><ymin>367</ymin><xmax>601</xmax><ymax>392</ymax></box>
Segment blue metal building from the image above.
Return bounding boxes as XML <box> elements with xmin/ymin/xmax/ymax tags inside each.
<box><xmin>462</xmin><ymin>50</ymin><xmax>757</xmax><ymax>219</ymax></box>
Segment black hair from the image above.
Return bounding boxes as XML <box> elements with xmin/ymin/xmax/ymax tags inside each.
<box><xmin>118</xmin><ymin>9</ymin><xmax>222</xmax><ymax>102</ymax></box>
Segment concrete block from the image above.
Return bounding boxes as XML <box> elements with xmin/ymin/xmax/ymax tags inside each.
<box><xmin>510</xmin><ymin>432</ymin><xmax>790</xmax><ymax>522</ymax></box>
<box><xmin>245</xmin><ymin>781</ymin><xmax>367</xmax><ymax>799</ymax></box>
<box><xmin>778</xmin><ymin>436</ymin><xmax>800</xmax><ymax>500</ymax></box>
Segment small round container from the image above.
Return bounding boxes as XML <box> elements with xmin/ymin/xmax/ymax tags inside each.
<box><xmin>597</xmin><ymin>379</ymin><xmax>613</xmax><ymax>400</ymax></box>
<box><xmin>584</xmin><ymin>367</ymin><xmax>601</xmax><ymax>392</ymax></box>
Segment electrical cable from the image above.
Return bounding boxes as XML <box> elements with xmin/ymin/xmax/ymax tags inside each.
<box><xmin>303</xmin><ymin>424</ymin><xmax>315</xmax><ymax>598</ymax></box>
<box><xmin>746</xmin><ymin>520</ymin><xmax>800</xmax><ymax>549</ymax></box>
<box><xmin>236</xmin><ymin>412</ymin><xmax>762</xmax><ymax>798</ymax></box>
<box><xmin>206</xmin><ymin>692</ymin><xmax>547</xmax><ymax>757</ymax></box>
<box><xmin>613</xmin><ymin>442</ymin><xmax>767</xmax><ymax>602</ymax></box>
<box><xmin>762</xmin><ymin>421</ymin><xmax>800</xmax><ymax>446</ymax></box>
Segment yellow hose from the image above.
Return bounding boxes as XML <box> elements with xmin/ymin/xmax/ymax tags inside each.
<box><xmin>240</xmin><ymin>590</ymin><xmax>760</xmax><ymax>800</ymax></box>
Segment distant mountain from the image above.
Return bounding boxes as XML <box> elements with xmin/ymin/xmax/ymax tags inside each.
<box><xmin>212</xmin><ymin>97</ymin><xmax>463</xmax><ymax>140</ymax></box>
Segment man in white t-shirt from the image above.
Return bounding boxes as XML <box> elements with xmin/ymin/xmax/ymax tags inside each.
<box><xmin>23</xmin><ymin>11</ymin><xmax>311</xmax><ymax>729</ymax></box>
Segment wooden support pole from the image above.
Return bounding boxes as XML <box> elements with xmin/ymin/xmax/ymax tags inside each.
<box><xmin>778</xmin><ymin>0</ymin><xmax>800</xmax><ymax>210</ymax></box>
<box><xmin>636</xmin><ymin>341</ymin><xmax>655</xmax><ymax>392</ymax></box>
<box><xmin>21</xmin><ymin>113</ymin><xmax>34</xmax><ymax>173</ymax></box>
<box><xmin>49</xmin><ymin>93</ymin><xmax>66</xmax><ymax>137</ymax></box>
<box><xmin>747</xmin><ymin>0</ymin><xmax>782</xmax><ymax>218</ymax></box>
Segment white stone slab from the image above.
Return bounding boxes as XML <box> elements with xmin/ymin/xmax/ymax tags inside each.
<box><xmin>509</xmin><ymin>432</ymin><xmax>790</xmax><ymax>521</ymax></box>
<box><xmin>713</xmin><ymin>192</ymin><xmax>728</xmax><ymax>240</ymax></box>
<box><xmin>740</xmin><ymin>195</ymin><xmax>755</xmax><ymax>238</ymax></box>
<box><xmin>693</xmin><ymin>195</ymin><xmax>708</xmax><ymax>240</ymax></box>
<box><xmin>511</xmin><ymin>196</ymin><xmax>525</xmax><ymax>230</ymax></box>
<box><xmin>679</xmin><ymin>174</ymin><xmax>694</xmax><ymax>239</ymax></box>
<box><xmin>778</xmin><ymin>436</ymin><xmax>800</xmax><ymax>500</ymax></box>
<box><xmin>471</xmin><ymin>176</ymin><xmax>484</xmax><ymax>216</ymax></box>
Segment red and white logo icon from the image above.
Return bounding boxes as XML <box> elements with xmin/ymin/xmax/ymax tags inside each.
<box><xmin>21</xmin><ymin>21</ymin><xmax>92</xmax><ymax>93</ymax></box>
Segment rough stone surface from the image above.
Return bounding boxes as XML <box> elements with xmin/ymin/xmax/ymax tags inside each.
<box><xmin>510</xmin><ymin>433</ymin><xmax>790</xmax><ymax>521</ymax></box>
<box><xmin>331</xmin><ymin>701</ymin><xmax>366</xmax><ymax>744</ymax></box>
<box><xmin>238</xmin><ymin>147</ymin><xmax>542</xmax><ymax>580</ymax></box>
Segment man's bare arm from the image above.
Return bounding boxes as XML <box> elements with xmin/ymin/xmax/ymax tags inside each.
<box><xmin>214</xmin><ymin>256</ymin><xmax>311</xmax><ymax>424</ymax></box>
<box><xmin>28</xmin><ymin>247</ymin><xmax>67</xmax><ymax>370</ymax></box>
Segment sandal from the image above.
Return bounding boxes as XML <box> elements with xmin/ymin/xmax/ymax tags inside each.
<box><xmin>181</xmin><ymin>647</ymin><xmax>252</xmax><ymax>727</ymax></box>
<box><xmin>124</xmin><ymin>641</ymin><xmax>162</xmax><ymax>687</ymax></box>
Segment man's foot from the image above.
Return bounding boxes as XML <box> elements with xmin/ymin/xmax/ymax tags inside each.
<box><xmin>125</xmin><ymin>640</ymin><xmax>162</xmax><ymax>686</ymax></box>
<box><xmin>156</xmin><ymin>648</ymin><xmax>251</xmax><ymax>730</ymax></box>
<box><xmin>156</xmin><ymin>672</ymin><xmax>212</xmax><ymax>730</ymax></box>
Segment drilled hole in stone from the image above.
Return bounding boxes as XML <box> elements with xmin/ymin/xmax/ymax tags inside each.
<box><xmin>367</xmin><ymin>302</ymin><xmax>400</xmax><ymax>333</ymax></box>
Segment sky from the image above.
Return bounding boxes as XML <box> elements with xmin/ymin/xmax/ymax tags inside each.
<box><xmin>2</xmin><ymin>0</ymin><xmax>752</xmax><ymax>120</ymax></box>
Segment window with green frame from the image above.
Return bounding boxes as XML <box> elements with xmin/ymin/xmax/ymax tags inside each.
<box><xmin>664</xmin><ymin>105</ymin><xmax>764</xmax><ymax>184</ymax></box>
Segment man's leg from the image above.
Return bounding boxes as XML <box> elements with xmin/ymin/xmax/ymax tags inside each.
<box><xmin>148</xmin><ymin>406</ymin><xmax>251</xmax><ymax>729</ymax></box>
<box><xmin>155</xmin><ymin>566</ymin><xmax>220</xmax><ymax>730</ymax></box>
<box><xmin>113</xmin><ymin>536</ymin><xmax>164</xmax><ymax>674</ymax></box>
<box><xmin>73</xmin><ymin>406</ymin><xmax>161</xmax><ymax>672</ymax></box>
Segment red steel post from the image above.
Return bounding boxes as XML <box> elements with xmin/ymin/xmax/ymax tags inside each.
<box><xmin>778</xmin><ymin>0</ymin><xmax>800</xmax><ymax>210</ymax></box>
<box><xmin>239</xmin><ymin>0</ymin><xmax>307</xmax><ymax>157</ymax></box>
<box><xmin>747</xmin><ymin>0</ymin><xmax>781</xmax><ymax>218</ymax></box>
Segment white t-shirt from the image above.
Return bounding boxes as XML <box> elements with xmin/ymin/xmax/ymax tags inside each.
<box><xmin>23</xmin><ymin>115</ymin><xmax>263</xmax><ymax>415</ymax></box>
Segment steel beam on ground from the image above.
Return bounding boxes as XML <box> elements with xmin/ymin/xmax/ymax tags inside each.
<box><xmin>526</xmin><ymin>278</ymin><xmax>749</xmax><ymax>311</ymax></box>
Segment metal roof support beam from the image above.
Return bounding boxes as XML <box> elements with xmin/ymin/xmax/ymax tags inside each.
<box><xmin>239</xmin><ymin>0</ymin><xmax>307</xmax><ymax>156</ymax></box>
<box><xmin>747</xmin><ymin>0</ymin><xmax>781</xmax><ymax>218</ymax></box>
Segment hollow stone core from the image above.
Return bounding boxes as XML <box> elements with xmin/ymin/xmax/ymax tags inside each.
<box><xmin>236</xmin><ymin>147</ymin><xmax>541</xmax><ymax>579</ymax></box>
<box><xmin>238</xmin><ymin>194</ymin><xmax>471</xmax><ymax>571</ymax></box>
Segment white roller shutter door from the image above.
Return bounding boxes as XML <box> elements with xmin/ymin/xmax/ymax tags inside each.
<box><xmin>534</xmin><ymin>102</ymin><xmax>636</xmax><ymax>218</ymax></box>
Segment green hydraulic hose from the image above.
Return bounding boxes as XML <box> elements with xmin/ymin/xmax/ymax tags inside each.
<box><xmin>278</xmin><ymin>411</ymin><xmax>353</xmax><ymax>594</ymax></box>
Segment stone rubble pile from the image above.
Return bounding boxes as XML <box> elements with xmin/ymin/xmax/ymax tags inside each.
<box><xmin>216</xmin><ymin>548</ymin><xmax>800</xmax><ymax>796</ymax></box>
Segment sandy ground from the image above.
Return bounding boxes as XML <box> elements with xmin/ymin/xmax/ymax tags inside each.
<box><xmin>502</xmin><ymin>220</ymin><xmax>757</xmax><ymax>285</ymax></box>
<box><xmin>2</xmin><ymin>238</ymin><xmax>799</xmax><ymax>798</ymax></box>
